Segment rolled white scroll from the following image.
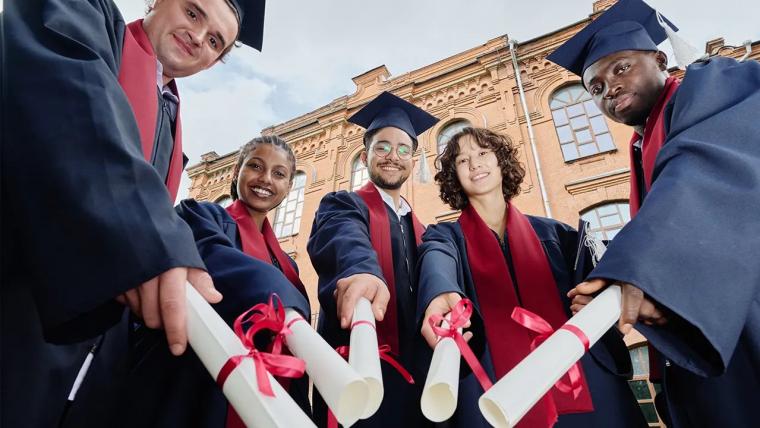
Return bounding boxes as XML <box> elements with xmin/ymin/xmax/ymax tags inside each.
<box><xmin>420</xmin><ymin>328</ymin><xmax>461</xmax><ymax>422</ymax></box>
<box><xmin>478</xmin><ymin>285</ymin><xmax>622</xmax><ymax>428</ymax></box>
<box><xmin>349</xmin><ymin>297</ymin><xmax>384</xmax><ymax>418</ymax></box>
<box><xmin>284</xmin><ymin>309</ymin><xmax>369</xmax><ymax>427</ymax></box>
<box><xmin>185</xmin><ymin>283</ymin><xmax>316</xmax><ymax>428</ymax></box>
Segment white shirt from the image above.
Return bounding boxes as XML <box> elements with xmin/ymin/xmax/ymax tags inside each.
<box><xmin>156</xmin><ymin>60</ymin><xmax>179</xmax><ymax>121</ymax></box>
<box><xmin>373</xmin><ymin>182</ymin><xmax>412</xmax><ymax>220</ymax></box>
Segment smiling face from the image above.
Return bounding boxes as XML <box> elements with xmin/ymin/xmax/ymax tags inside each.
<box><xmin>235</xmin><ymin>144</ymin><xmax>293</xmax><ymax>217</ymax></box>
<box><xmin>362</xmin><ymin>126</ymin><xmax>415</xmax><ymax>191</ymax></box>
<box><xmin>143</xmin><ymin>0</ymin><xmax>239</xmax><ymax>80</ymax></box>
<box><xmin>582</xmin><ymin>50</ymin><xmax>668</xmax><ymax>127</ymax></box>
<box><xmin>454</xmin><ymin>135</ymin><xmax>503</xmax><ymax>200</ymax></box>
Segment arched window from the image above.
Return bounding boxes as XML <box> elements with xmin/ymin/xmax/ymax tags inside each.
<box><xmin>627</xmin><ymin>344</ymin><xmax>665</xmax><ymax>426</ymax></box>
<box><xmin>215</xmin><ymin>195</ymin><xmax>232</xmax><ymax>208</ymax></box>
<box><xmin>273</xmin><ymin>172</ymin><xmax>306</xmax><ymax>238</ymax></box>
<box><xmin>580</xmin><ymin>202</ymin><xmax>630</xmax><ymax>240</ymax></box>
<box><xmin>350</xmin><ymin>154</ymin><xmax>370</xmax><ymax>191</ymax></box>
<box><xmin>550</xmin><ymin>84</ymin><xmax>615</xmax><ymax>161</ymax></box>
<box><xmin>437</xmin><ymin>120</ymin><xmax>471</xmax><ymax>155</ymax></box>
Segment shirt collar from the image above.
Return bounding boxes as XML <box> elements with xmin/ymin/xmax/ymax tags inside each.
<box><xmin>372</xmin><ymin>182</ymin><xmax>412</xmax><ymax>218</ymax></box>
<box><xmin>156</xmin><ymin>60</ymin><xmax>165</xmax><ymax>90</ymax></box>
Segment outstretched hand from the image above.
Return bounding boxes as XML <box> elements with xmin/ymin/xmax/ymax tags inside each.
<box><xmin>334</xmin><ymin>273</ymin><xmax>390</xmax><ymax>329</ymax></box>
<box><xmin>420</xmin><ymin>292</ymin><xmax>473</xmax><ymax>349</ymax></box>
<box><xmin>568</xmin><ymin>279</ymin><xmax>667</xmax><ymax>334</ymax></box>
<box><xmin>117</xmin><ymin>267</ymin><xmax>221</xmax><ymax>355</ymax></box>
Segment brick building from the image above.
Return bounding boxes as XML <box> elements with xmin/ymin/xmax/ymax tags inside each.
<box><xmin>186</xmin><ymin>1</ymin><xmax>759</xmax><ymax>424</ymax></box>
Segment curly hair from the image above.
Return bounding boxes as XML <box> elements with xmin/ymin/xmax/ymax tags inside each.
<box><xmin>434</xmin><ymin>127</ymin><xmax>525</xmax><ymax>210</ymax></box>
<box><xmin>230</xmin><ymin>135</ymin><xmax>296</xmax><ymax>200</ymax></box>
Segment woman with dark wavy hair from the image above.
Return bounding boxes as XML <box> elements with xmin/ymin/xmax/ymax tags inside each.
<box><xmin>416</xmin><ymin>127</ymin><xmax>645</xmax><ymax>427</ymax></box>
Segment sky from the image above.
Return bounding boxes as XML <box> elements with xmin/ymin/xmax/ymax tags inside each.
<box><xmin>6</xmin><ymin>1</ymin><xmax>759</xmax><ymax>200</ymax></box>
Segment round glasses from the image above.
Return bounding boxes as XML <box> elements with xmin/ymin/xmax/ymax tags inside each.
<box><xmin>371</xmin><ymin>142</ymin><xmax>414</xmax><ymax>160</ymax></box>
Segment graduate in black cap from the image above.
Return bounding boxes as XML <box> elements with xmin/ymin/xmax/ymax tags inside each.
<box><xmin>2</xmin><ymin>0</ymin><xmax>265</xmax><ymax>426</ymax></box>
<box><xmin>547</xmin><ymin>1</ymin><xmax>760</xmax><ymax>426</ymax></box>
<box><xmin>307</xmin><ymin>91</ymin><xmax>438</xmax><ymax>427</ymax></box>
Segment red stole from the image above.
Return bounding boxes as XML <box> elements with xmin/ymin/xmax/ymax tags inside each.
<box><xmin>118</xmin><ymin>20</ymin><xmax>184</xmax><ymax>202</ymax></box>
<box><xmin>225</xmin><ymin>200</ymin><xmax>307</xmax><ymax>297</ymax></box>
<box><xmin>459</xmin><ymin>203</ymin><xmax>593</xmax><ymax>427</ymax></box>
<box><xmin>355</xmin><ymin>182</ymin><xmax>425</xmax><ymax>353</ymax></box>
<box><xmin>223</xmin><ymin>200</ymin><xmax>307</xmax><ymax>428</ymax></box>
<box><xmin>628</xmin><ymin>77</ymin><xmax>680</xmax><ymax>215</ymax></box>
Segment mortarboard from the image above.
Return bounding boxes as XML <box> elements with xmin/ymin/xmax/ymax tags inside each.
<box><xmin>348</xmin><ymin>91</ymin><xmax>439</xmax><ymax>148</ymax></box>
<box><xmin>547</xmin><ymin>0</ymin><xmax>679</xmax><ymax>77</ymax></box>
<box><xmin>228</xmin><ymin>0</ymin><xmax>266</xmax><ymax>50</ymax></box>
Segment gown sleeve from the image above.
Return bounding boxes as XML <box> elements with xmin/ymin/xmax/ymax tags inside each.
<box><xmin>176</xmin><ymin>200</ymin><xmax>310</xmax><ymax>322</ymax></box>
<box><xmin>3</xmin><ymin>0</ymin><xmax>203</xmax><ymax>343</ymax></box>
<box><xmin>306</xmin><ymin>191</ymin><xmax>385</xmax><ymax>316</ymax></box>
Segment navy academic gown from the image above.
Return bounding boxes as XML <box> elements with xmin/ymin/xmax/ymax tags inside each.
<box><xmin>416</xmin><ymin>218</ymin><xmax>647</xmax><ymax>428</ymax></box>
<box><xmin>106</xmin><ymin>200</ymin><xmax>312</xmax><ymax>427</ymax></box>
<box><xmin>307</xmin><ymin>190</ymin><xmax>431</xmax><ymax>427</ymax></box>
<box><xmin>589</xmin><ymin>57</ymin><xmax>760</xmax><ymax>428</ymax></box>
<box><xmin>2</xmin><ymin>1</ymin><xmax>201</xmax><ymax>427</ymax></box>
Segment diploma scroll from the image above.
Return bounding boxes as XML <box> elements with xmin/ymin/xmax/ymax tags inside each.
<box><xmin>420</xmin><ymin>322</ymin><xmax>461</xmax><ymax>422</ymax></box>
<box><xmin>349</xmin><ymin>297</ymin><xmax>384</xmax><ymax>418</ymax></box>
<box><xmin>478</xmin><ymin>285</ymin><xmax>622</xmax><ymax>428</ymax></box>
<box><xmin>284</xmin><ymin>310</ymin><xmax>369</xmax><ymax>427</ymax></box>
<box><xmin>185</xmin><ymin>284</ymin><xmax>315</xmax><ymax>428</ymax></box>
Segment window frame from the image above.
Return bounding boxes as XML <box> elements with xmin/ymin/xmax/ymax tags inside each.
<box><xmin>550</xmin><ymin>84</ymin><xmax>616</xmax><ymax>162</ymax></box>
<box><xmin>273</xmin><ymin>171</ymin><xmax>306</xmax><ymax>238</ymax></box>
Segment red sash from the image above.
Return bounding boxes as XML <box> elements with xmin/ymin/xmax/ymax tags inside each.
<box><xmin>118</xmin><ymin>20</ymin><xmax>184</xmax><ymax>202</ymax></box>
<box><xmin>459</xmin><ymin>203</ymin><xmax>593</xmax><ymax>427</ymax></box>
<box><xmin>628</xmin><ymin>77</ymin><xmax>680</xmax><ymax>215</ymax></box>
<box><xmin>355</xmin><ymin>182</ymin><xmax>425</xmax><ymax>353</ymax></box>
<box><xmin>225</xmin><ymin>200</ymin><xmax>307</xmax><ymax>297</ymax></box>
<box><xmin>223</xmin><ymin>200</ymin><xmax>307</xmax><ymax>428</ymax></box>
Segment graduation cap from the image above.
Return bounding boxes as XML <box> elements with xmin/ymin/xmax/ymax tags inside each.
<box><xmin>348</xmin><ymin>91</ymin><xmax>439</xmax><ymax>149</ymax></box>
<box><xmin>547</xmin><ymin>0</ymin><xmax>698</xmax><ymax>77</ymax></box>
<box><xmin>228</xmin><ymin>0</ymin><xmax>266</xmax><ymax>50</ymax></box>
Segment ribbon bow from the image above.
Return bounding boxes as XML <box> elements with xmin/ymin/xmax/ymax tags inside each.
<box><xmin>428</xmin><ymin>298</ymin><xmax>493</xmax><ymax>391</ymax></box>
<box><xmin>511</xmin><ymin>307</ymin><xmax>589</xmax><ymax>399</ymax></box>
<box><xmin>216</xmin><ymin>294</ymin><xmax>306</xmax><ymax>397</ymax></box>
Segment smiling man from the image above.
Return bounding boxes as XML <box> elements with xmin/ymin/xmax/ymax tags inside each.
<box><xmin>547</xmin><ymin>0</ymin><xmax>760</xmax><ymax>426</ymax></box>
<box><xmin>308</xmin><ymin>91</ymin><xmax>438</xmax><ymax>427</ymax></box>
<box><xmin>2</xmin><ymin>0</ymin><xmax>265</xmax><ymax>426</ymax></box>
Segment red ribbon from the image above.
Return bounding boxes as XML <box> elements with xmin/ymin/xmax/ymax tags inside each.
<box><xmin>510</xmin><ymin>307</ymin><xmax>589</xmax><ymax>399</ymax></box>
<box><xmin>428</xmin><ymin>298</ymin><xmax>493</xmax><ymax>391</ymax></box>
<box><xmin>215</xmin><ymin>294</ymin><xmax>306</xmax><ymax>397</ymax></box>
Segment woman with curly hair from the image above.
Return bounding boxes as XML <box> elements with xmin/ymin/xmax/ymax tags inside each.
<box><xmin>416</xmin><ymin>127</ymin><xmax>645</xmax><ymax>427</ymax></box>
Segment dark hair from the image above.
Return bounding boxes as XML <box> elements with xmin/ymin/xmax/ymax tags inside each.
<box><xmin>435</xmin><ymin>127</ymin><xmax>525</xmax><ymax>210</ymax></box>
<box><xmin>362</xmin><ymin>127</ymin><xmax>418</xmax><ymax>151</ymax></box>
<box><xmin>230</xmin><ymin>135</ymin><xmax>296</xmax><ymax>200</ymax></box>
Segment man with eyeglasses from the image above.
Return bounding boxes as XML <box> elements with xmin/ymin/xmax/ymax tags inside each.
<box><xmin>308</xmin><ymin>91</ymin><xmax>439</xmax><ymax>427</ymax></box>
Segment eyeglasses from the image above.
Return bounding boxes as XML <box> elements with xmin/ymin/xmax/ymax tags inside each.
<box><xmin>371</xmin><ymin>142</ymin><xmax>414</xmax><ymax>160</ymax></box>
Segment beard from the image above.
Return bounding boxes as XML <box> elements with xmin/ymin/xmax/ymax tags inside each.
<box><xmin>369</xmin><ymin>164</ymin><xmax>408</xmax><ymax>190</ymax></box>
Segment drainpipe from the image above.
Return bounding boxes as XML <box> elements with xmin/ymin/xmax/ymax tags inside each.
<box><xmin>508</xmin><ymin>38</ymin><xmax>553</xmax><ymax>218</ymax></box>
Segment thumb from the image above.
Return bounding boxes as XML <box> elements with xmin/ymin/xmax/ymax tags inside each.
<box><xmin>570</xmin><ymin>279</ymin><xmax>608</xmax><ymax>297</ymax></box>
<box><xmin>372</xmin><ymin>284</ymin><xmax>391</xmax><ymax>322</ymax></box>
<box><xmin>187</xmin><ymin>268</ymin><xmax>222</xmax><ymax>303</ymax></box>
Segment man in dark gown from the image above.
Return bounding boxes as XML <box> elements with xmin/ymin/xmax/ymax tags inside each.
<box><xmin>307</xmin><ymin>91</ymin><xmax>438</xmax><ymax>427</ymax></box>
<box><xmin>548</xmin><ymin>1</ymin><xmax>760</xmax><ymax>426</ymax></box>
<box><xmin>1</xmin><ymin>0</ymin><xmax>265</xmax><ymax>426</ymax></box>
